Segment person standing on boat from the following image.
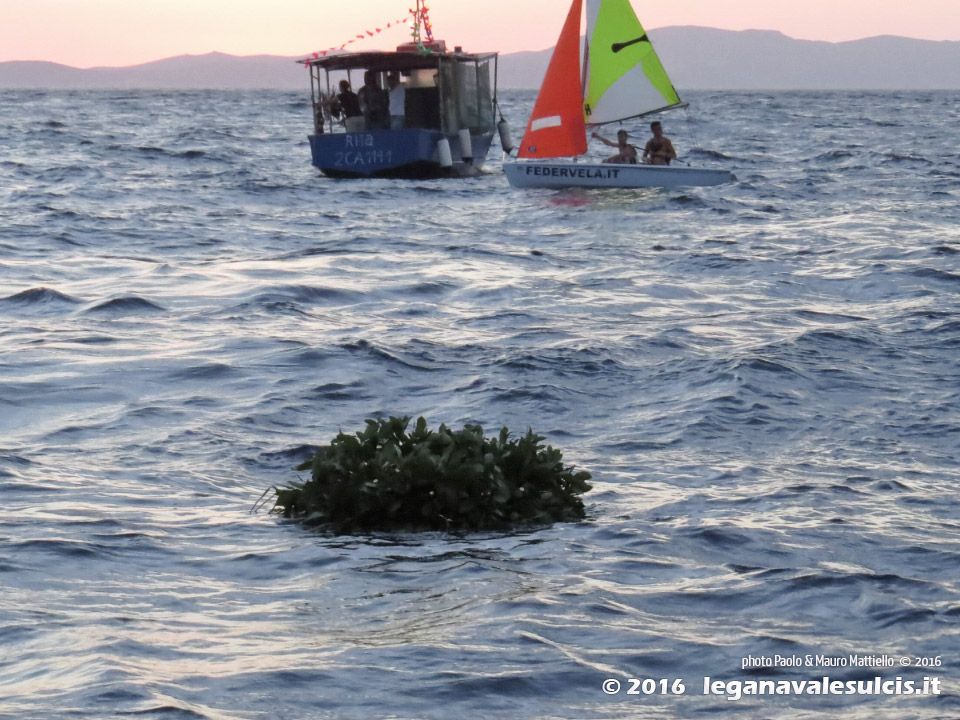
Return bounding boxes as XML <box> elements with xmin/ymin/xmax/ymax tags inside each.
<box><xmin>332</xmin><ymin>80</ymin><xmax>364</xmax><ymax>132</ymax></box>
<box><xmin>387</xmin><ymin>73</ymin><xmax>406</xmax><ymax>130</ymax></box>
<box><xmin>642</xmin><ymin>121</ymin><xmax>677</xmax><ymax>165</ymax></box>
<box><xmin>359</xmin><ymin>70</ymin><xmax>390</xmax><ymax>130</ymax></box>
<box><xmin>592</xmin><ymin>129</ymin><xmax>638</xmax><ymax>164</ymax></box>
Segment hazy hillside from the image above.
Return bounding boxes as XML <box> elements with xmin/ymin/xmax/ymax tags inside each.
<box><xmin>497</xmin><ymin>28</ymin><xmax>960</xmax><ymax>89</ymax></box>
<box><xmin>0</xmin><ymin>52</ymin><xmax>306</xmax><ymax>90</ymax></box>
<box><xmin>641</xmin><ymin>28</ymin><xmax>960</xmax><ymax>90</ymax></box>
<box><xmin>2</xmin><ymin>29</ymin><xmax>959</xmax><ymax>90</ymax></box>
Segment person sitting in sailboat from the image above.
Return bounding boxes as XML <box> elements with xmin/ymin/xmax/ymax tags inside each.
<box><xmin>642</xmin><ymin>121</ymin><xmax>677</xmax><ymax>166</ymax></box>
<box><xmin>592</xmin><ymin>129</ymin><xmax>638</xmax><ymax>164</ymax></box>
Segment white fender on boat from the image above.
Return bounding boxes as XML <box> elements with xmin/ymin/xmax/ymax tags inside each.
<box><xmin>497</xmin><ymin>119</ymin><xmax>514</xmax><ymax>154</ymax></box>
<box><xmin>458</xmin><ymin>129</ymin><xmax>473</xmax><ymax>164</ymax></box>
<box><xmin>437</xmin><ymin>138</ymin><xmax>453</xmax><ymax>168</ymax></box>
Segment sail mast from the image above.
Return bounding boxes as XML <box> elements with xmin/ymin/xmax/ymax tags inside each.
<box><xmin>516</xmin><ymin>0</ymin><xmax>587</xmax><ymax>159</ymax></box>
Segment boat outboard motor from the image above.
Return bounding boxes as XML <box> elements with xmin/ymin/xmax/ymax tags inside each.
<box><xmin>458</xmin><ymin>129</ymin><xmax>473</xmax><ymax>164</ymax></box>
<box><xmin>497</xmin><ymin>118</ymin><xmax>515</xmax><ymax>155</ymax></box>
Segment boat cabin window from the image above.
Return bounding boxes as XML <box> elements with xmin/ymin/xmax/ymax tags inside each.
<box><xmin>438</xmin><ymin>58</ymin><xmax>495</xmax><ymax>135</ymax></box>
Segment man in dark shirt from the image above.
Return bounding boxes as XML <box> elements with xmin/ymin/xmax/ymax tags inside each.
<box><xmin>333</xmin><ymin>80</ymin><xmax>364</xmax><ymax>132</ymax></box>
<box><xmin>358</xmin><ymin>70</ymin><xmax>390</xmax><ymax>130</ymax></box>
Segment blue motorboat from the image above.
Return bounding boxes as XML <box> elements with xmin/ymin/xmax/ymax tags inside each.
<box><xmin>302</xmin><ymin>43</ymin><xmax>501</xmax><ymax>179</ymax></box>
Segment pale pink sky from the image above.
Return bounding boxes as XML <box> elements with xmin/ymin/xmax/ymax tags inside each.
<box><xmin>4</xmin><ymin>0</ymin><xmax>959</xmax><ymax>67</ymax></box>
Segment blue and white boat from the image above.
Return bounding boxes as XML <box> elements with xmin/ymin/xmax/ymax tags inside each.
<box><xmin>302</xmin><ymin>43</ymin><xmax>502</xmax><ymax>179</ymax></box>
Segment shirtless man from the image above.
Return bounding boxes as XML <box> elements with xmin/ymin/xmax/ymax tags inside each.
<box><xmin>642</xmin><ymin>121</ymin><xmax>677</xmax><ymax>165</ymax></box>
<box><xmin>591</xmin><ymin>129</ymin><xmax>638</xmax><ymax>164</ymax></box>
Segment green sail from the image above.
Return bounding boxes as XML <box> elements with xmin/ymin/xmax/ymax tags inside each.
<box><xmin>583</xmin><ymin>0</ymin><xmax>681</xmax><ymax>125</ymax></box>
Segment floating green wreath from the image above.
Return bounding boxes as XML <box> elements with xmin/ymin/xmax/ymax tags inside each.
<box><xmin>264</xmin><ymin>416</ymin><xmax>592</xmax><ymax>533</ymax></box>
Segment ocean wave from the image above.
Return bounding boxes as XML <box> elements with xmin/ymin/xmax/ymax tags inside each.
<box><xmin>0</xmin><ymin>287</ymin><xmax>82</xmax><ymax>309</ymax></box>
<box><xmin>83</xmin><ymin>296</ymin><xmax>166</xmax><ymax>314</ymax></box>
<box><xmin>168</xmin><ymin>363</ymin><xmax>239</xmax><ymax>381</ymax></box>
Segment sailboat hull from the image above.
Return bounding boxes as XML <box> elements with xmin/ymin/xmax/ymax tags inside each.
<box><xmin>504</xmin><ymin>161</ymin><xmax>734</xmax><ymax>189</ymax></box>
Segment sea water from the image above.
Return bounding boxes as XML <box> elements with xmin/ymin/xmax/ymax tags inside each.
<box><xmin>0</xmin><ymin>89</ymin><xmax>958</xmax><ymax>720</ymax></box>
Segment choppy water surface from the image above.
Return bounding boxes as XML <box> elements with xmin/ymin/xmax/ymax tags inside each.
<box><xmin>1</xmin><ymin>89</ymin><xmax>959</xmax><ymax>720</ymax></box>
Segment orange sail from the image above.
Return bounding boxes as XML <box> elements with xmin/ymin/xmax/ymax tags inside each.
<box><xmin>517</xmin><ymin>0</ymin><xmax>587</xmax><ymax>159</ymax></box>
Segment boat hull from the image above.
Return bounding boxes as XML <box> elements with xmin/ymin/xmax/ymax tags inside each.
<box><xmin>310</xmin><ymin>129</ymin><xmax>494</xmax><ymax>179</ymax></box>
<box><xmin>504</xmin><ymin>161</ymin><xmax>734</xmax><ymax>189</ymax></box>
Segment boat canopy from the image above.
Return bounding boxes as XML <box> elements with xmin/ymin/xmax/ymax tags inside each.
<box><xmin>301</xmin><ymin>50</ymin><xmax>498</xmax><ymax>73</ymax></box>
<box><xmin>303</xmin><ymin>50</ymin><xmax>499</xmax><ymax>137</ymax></box>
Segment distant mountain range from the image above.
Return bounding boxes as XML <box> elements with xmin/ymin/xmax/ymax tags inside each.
<box><xmin>0</xmin><ymin>53</ymin><xmax>302</xmax><ymax>90</ymax></box>
<box><xmin>2</xmin><ymin>27</ymin><xmax>959</xmax><ymax>91</ymax></box>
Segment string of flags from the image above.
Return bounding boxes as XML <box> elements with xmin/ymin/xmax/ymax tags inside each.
<box><xmin>303</xmin><ymin>14</ymin><xmax>409</xmax><ymax>61</ymax></box>
<box><xmin>301</xmin><ymin>4</ymin><xmax>435</xmax><ymax>64</ymax></box>
<box><xmin>412</xmin><ymin>3</ymin><xmax>435</xmax><ymax>45</ymax></box>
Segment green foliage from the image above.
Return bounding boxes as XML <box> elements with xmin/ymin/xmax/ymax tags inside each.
<box><xmin>267</xmin><ymin>416</ymin><xmax>592</xmax><ymax>533</ymax></box>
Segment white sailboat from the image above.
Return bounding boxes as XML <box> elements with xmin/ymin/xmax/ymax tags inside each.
<box><xmin>503</xmin><ymin>0</ymin><xmax>734</xmax><ymax>189</ymax></box>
